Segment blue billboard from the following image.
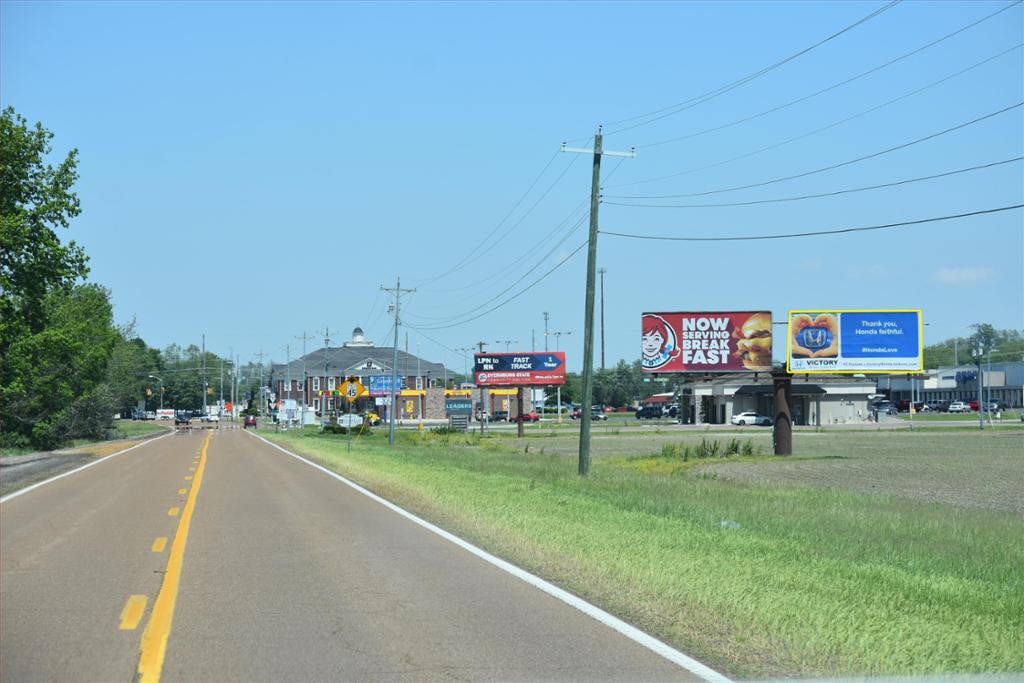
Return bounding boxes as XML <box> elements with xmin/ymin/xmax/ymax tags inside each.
<box><xmin>787</xmin><ymin>310</ymin><xmax>923</xmax><ymax>373</ymax></box>
<box><xmin>367</xmin><ymin>374</ymin><xmax>403</xmax><ymax>396</ymax></box>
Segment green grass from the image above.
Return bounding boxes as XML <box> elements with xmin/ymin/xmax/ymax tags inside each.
<box><xmin>899</xmin><ymin>410</ymin><xmax>1021</xmax><ymax>421</ymax></box>
<box><xmin>0</xmin><ymin>420</ymin><xmax>168</xmax><ymax>457</ymax></box>
<box><xmin>259</xmin><ymin>426</ymin><xmax>1023</xmax><ymax>679</ymax></box>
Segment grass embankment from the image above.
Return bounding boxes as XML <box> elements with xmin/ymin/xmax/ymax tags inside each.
<box><xmin>259</xmin><ymin>426</ymin><xmax>1023</xmax><ymax>680</ymax></box>
<box><xmin>0</xmin><ymin>420</ymin><xmax>168</xmax><ymax>457</ymax></box>
<box><xmin>899</xmin><ymin>410</ymin><xmax>1022</xmax><ymax>421</ymax></box>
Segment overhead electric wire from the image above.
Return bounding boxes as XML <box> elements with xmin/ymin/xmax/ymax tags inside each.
<box><xmin>412</xmin><ymin>196</ymin><xmax>590</xmax><ymax>296</ymax></box>
<box><xmin>604</xmin><ymin>101</ymin><xmax>1023</xmax><ymax>199</ymax></box>
<box><xmin>609</xmin><ymin>47</ymin><xmax>1024</xmax><ymax>192</ymax></box>
<box><xmin>405</xmin><ymin>211</ymin><xmax>589</xmax><ymax>327</ymax></box>
<box><xmin>597</xmin><ymin>1</ymin><xmax>902</xmax><ymax>136</ymax></box>
<box><xmin>599</xmin><ymin>205</ymin><xmax>1023</xmax><ymax>242</ymax></box>
<box><xmin>638</xmin><ymin>2</ymin><xmax>1022</xmax><ymax>149</ymax></box>
<box><xmin>412</xmin><ymin>148</ymin><xmax>562</xmax><ymax>287</ymax></box>
<box><xmin>603</xmin><ymin>157</ymin><xmax>1023</xmax><ymax>208</ymax></box>
<box><xmin>415</xmin><ymin>240</ymin><xmax>589</xmax><ymax>331</ymax></box>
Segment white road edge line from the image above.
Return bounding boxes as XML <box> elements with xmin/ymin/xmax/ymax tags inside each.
<box><xmin>0</xmin><ymin>431</ymin><xmax>175</xmax><ymax>505</ymax></box>
<box><xmin>246</xmin><ymin>430</ymin><xmax>732</xmax><ymax>683</ymax></box>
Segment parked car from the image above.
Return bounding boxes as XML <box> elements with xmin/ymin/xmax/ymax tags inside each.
<box><xmin>243</xmin><ymin>415</ymin><xmax>257</xmax><ymax>429</ymax></box>
<box><xmin>635</xmin><ymin>405</ymin><xmax>664</xmax><ymax>420</ymax></box>
<box><xmin>871</xmin><ymin>401</ymin><xmax>898</xmax><ymax>416</ymax></box>
<box><xmin>948</xmin><ymin>401</ymin><xmax>969</xmax><ymax>413</ymax></box>
<box><xmin>489</xmin><ymin>411</ymin><xmax>509</xmax><ymax>422</ymax></box>
<box><xmin>591</xmin><ymin>407</ymin><xmax>608</xmax><ymax>421</ymax></box>
<box><xmin>968</xmin><ymin>400</ymin><xmax>980</xmax><ymax>411</ymax></box>
<box><xmin>731</xmin><ymin>411</ymin><xmax>772</xmax><ymax>426</ymax></box>
<box><xmin>363</xmin><ymin>412</ymin><xmax>382</xmax><ymax>426</ymax></box>
<box><xmin>925</xmin><ymin>400</ymin><xmax>948</xmax><ymax>413</ymax></box>
<box><xmin>985</xmin><ymin>400</ymin><xmax>1002</xmax><ymax>412</ymax></box>
<box><xmin>514</xmin><ymin>411</ymin><xmax>540</xmax><ymax>423</ymax></box>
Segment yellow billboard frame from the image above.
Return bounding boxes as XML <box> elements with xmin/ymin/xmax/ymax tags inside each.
<box><xmin>786</xmin><ymin>308</ymin><xmax>923</xmax><ymax>375</ymax></box>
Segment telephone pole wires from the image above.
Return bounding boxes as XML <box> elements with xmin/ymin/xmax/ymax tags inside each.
<box><xmin>382</xmin><ymin>279</ymin><xmax>416</xmax><ymax>445</ymax></box>
<box><xmin>561</xmin><ymin>128</ymin><xmax>634</xmax><ymax>476</ymax></box>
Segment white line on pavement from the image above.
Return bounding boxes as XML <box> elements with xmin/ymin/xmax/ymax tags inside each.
<box><xmin>246</xmin><ymin>430</ymin><xmax>732</xmax><ymax>683</ymax></box>
<box><xmin>0</xmin><ymin>431</ymin><xmax>175</xmax><ymax>504</ymax></box>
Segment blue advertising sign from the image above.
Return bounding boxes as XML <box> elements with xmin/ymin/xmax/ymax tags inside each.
<box><xmin>473</xmin><ymin>352</ymin><xmax>566</xmax><ymax>386</ymax></box>
<box><xmin>787</xmin><ymin>310</ymin><xmax>923</xmax><ymax>373</ymax></box>
<box><xmin>367</xmin><ymin>374</ymin><xmax>403</xmax><ymax>397</ymax></box>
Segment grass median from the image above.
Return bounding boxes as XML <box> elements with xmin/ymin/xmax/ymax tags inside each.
<box><xmin>259</xmin><ymin>425</ymin><xmax>1023</xmax><ymax>680</ymax></box>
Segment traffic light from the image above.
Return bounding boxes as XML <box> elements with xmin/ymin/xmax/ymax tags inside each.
<box><xmin>145</xmin><ymin>388</ymin><xmax>153</xmax><ymax>397</ymax></box>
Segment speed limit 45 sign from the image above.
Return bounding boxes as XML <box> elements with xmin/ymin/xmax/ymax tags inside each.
<box><xmin>340</xmin><ymin>377</ymin><xmax>367</xmax><ymax>403</ymax></box>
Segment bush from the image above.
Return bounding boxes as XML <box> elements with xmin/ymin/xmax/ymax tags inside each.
<box><xmin>657</xmin><ymin>438</ymin><xmax>762</xmax><ymax>462</ymax></box>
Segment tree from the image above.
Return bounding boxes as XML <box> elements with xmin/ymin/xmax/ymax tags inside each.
<box><xmin>0</xmin><ymin>107</ymin><xmax>87</xmax><ymax>345</ymax></box>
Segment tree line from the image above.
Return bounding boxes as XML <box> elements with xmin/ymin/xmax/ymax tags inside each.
<box><xmin>0</xmin><ymin>108</ymin><xmax>262</xmax><ymax>450</ymax></box>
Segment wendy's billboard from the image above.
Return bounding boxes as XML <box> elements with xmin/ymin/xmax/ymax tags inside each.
<box><xmin>641</xmin><ymin>312</ymin><xmax>772</xmax><ymax>373</ymax></box>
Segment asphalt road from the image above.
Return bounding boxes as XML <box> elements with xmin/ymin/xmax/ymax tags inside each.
<box><xmin>1</xmin><ymin>427</ymin><xmax>706</xmax><ymax>682</ymax></box>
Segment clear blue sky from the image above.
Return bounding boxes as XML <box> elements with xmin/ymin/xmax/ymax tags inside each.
<box><xmin>3</xmin><ymin>0</ymin><xmax>1022</xmax><ymax>372</ymax></box>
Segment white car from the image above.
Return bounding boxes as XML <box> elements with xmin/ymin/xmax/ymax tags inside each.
<box><xmin>203</xmin><ymin>413</ymin><xmax>220</xmax><ymax>422</ymax></box>
<box><xmin>731</xmin><ymin>411</ymin><xmax>772</xmax><ymax>426</ymax></box>
<box><xmin>948</xmin><ymin>401</ymin><xmax>969</xmax><ymax>413</ymax></box>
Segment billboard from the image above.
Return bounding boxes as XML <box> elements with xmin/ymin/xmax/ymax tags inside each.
<box><xmin>786</xmin><ymin>309</ymin><xmax>922</xmax><ymax>373</ymax></box>
<box><xmin>641</xmin><ymin>311</ymin><xmax>772</xmax><ymax>373</ymax></box>
<box><xmin>367</xmin><ymin>374</ymin><xmax>403</xmax><ymax>396</ymax></box>
<box><xmin>474</xmin><ymin>352</ymin><xmax>566</xmax><ymax>386</ymax></box>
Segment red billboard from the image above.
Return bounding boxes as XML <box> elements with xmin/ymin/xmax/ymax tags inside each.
<box><xmin>474</xmin><ymin>352</ymin><xmax>566</xmax><ymax>386</ymax></box>
<box><xmin>641</xmin><ymin>311</ymin><xmax>772</xmax><ymax>373</ymax></box>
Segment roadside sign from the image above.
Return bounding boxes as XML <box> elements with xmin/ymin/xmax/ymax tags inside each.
<box><xmin>786</xmin><ymin>309</ymin><xmax>923</xmax><ymax>373</ymax></box>
<box><xmin>474</xmin><ymin>352</ymin><xmax>566</xmax><ymax>387</ymax></box>
<box><xmin>367</xmin><ymin>374</ymin><xmax>402</xmax><ymax>396</ymax></box>
<box><xmin>445</xmin><ymin>398</ymin><xmax>473</xmax><ymax>415</ymax></box>
<box><xmin>341</xmin><ymin>378</ymin><xmax>367</xmax><ymax>403</ymax></box>
<box><xmin>449</xmin><ymin>414</ymin><xmax>470</xmax><ymax>432</ymax></box>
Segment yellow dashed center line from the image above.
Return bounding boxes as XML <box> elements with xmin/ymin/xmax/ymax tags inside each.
<box><xmin>178</xmin><ymin>488</ymin><xmax>187</xmax><ymax>495</ymax></box>
<box><xmin>119</xmin><ymin>595</ymin><xmax>148</xmax><ymax>630</ymax></box>
<box><xmin>151</xmin><ymin>537</ymin><xmax>167</xmax><ymax>553</ymax></box>
<box><xmin>137</xmin><ymin>430</ymin><xmax>211</xmax><ymax>683</ymax></box>
<box><xmin>184</xmin><ymin>476</ymin><xmax>192</xmax><ymax>481</ymax></box>
<box><xmin>168</xmin><ymin>507</ymin><xmax>179</xmax><ymax>517</ymax></box>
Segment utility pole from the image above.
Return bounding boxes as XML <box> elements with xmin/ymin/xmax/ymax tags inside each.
<box><xmin>543</xmin><ymin>312</ymin><xmax>549</xmax><ymax>352</ymax></box>
<box><xmin>476</xmin><ymin>340</ymin><xmax>488</xmax><ymax>434</ymax></box>
<box><xmin>285</xmin><ymin>343</ymin><xmax>291</xmax><ymax>422</ymax></box>
<box><xmin>318</xmin><ymin>327</ymin><xmax>332</xmax><ymax>425</ymax></box>
<box><xmin>598</xmin><ymin>267</ymin><xmax>606</xmax><ymax>371</ymax></box>
<box><xmin>381</xmin><ymin>279</ymin><xmax>415</xmax><ymax>445</ymax></box>
<box><xmin>455</xmin><ymin>347</ymin><xmax>473</xmax><ymax>380</ymax></box>
<box><xmin>202</xmin><ymin>334</ymin><xmax>207</xmax><ymax>416</ymax></box>
<box><xmin>296</xmin><ymin>331</ymin><xmax>314</xmax><ymax>427</ymax></box>
<box><xmin>552</xmin><ymin>331</ymin><xmax>571</xmax><ymax>422</ymax></box>
<box><xmin>562</xmin><ymin>128</ymin><xmax>634</xmax><ymax>476</ymax></box>
<box><xmin>254</xmin><ymin>349</ymin><xmax>266</xmax><ymax>415</ymax></box>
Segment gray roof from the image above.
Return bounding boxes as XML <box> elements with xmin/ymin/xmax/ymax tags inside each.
<box><xmin>270</xmin><ymin>346</ymin><xmax>454</xmax><ymax>379</ymax></box>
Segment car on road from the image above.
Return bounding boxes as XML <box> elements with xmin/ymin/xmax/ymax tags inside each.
<box><xmin>948</xmin><ymin>401</ymin><xmax>969</xmax><ymax>413</ymax></box>
<box><xmin>174</xmin><ymin>413</ymin><xmax>191</xmax><ymax>425</ymax></box>
<box><xmin>635</xmin><ymin>405</ymin><xmax>664</xmax><ymax>420</ymax></box>
<box><xmin>731</xmin><ymin>411</ymin><xmax>772</xmax><ymax>426</ymax></box>
<box><xmin>513</xmin><ymin>411</ymin><xmax>540</xmax><ymax>423</ymax></box>
<box><xmin>202</xmin><ymin>413</ymin><xmax>220</xmax><ymax>422</ymax></box>
<box><xmin>243</xmin><ymin>415</ymin><xmax>257</xmax><ymax>429</ymax></box>
<box><xmin>570</xmin><ymin>406</ymin><xmax>607</xmax><ymax>421</ymax></box>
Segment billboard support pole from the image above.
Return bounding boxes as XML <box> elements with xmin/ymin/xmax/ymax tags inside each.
<box><xmin>517</xmin><ymin>387</ymin><xmax>525</xmax><ymax>438</ymax></box>
<box><xmin>561</xmin><ymin>129</ymin><xmax>634</xmax><ymax>476</ymax></box>
<box><xmin>772</xmin><ymin>370</ymin><xmax>793</xmax><ymax>455</ymax></box>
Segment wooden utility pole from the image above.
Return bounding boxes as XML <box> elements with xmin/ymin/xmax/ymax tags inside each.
<box><xmin>295</xmin><ymin>331</ymin><xmax>314</xmax><ymax>426</ymax></box>
<box><xmin>598</xmin><ymin>267</ymin><xmax>606</xmax><ymax>371</ymax></box>
<box><xmin>381</xmin><ymin>280</ymin><xmax>416</xmax><ymax>445</ymax></box>
<box><xmin>561</xmin><ymin>129</ymin><xmax>634</xmax><ymax>475</ymax></box>
<box><xmin>475</xmin><ymin>340</ymin><xmax>488</xmax><ymax>435</ymax></box>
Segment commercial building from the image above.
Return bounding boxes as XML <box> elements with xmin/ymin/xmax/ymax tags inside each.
<box><xmin>268</xmin><ymin>327</ymin><xmax>535</xmax><ymax>421</ymax></box>
<box><xmin>880</xmin><ymin>361</ymin><xmax>1024</xmax><ymax>408</ymax></box>
<box><xmin>646</xmin><ymin>374</ymin><xmax>878</xmax><ymax>426</ymax></box>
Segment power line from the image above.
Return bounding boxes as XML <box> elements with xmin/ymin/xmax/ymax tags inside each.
<box><xmin>611</xmin><ymin>43</ymin><xmax>1023</xmax><ymax>189</ymax></box>
<box><xmin>599</xmin><ymin>204</ymin><xmax>1023</xmax><ymax>242</ymax></box>
<box><xmin>406</xmin><ymin>211</ymin><xmax>589</xmax><ymax>326</ymax></box>
<box><xmin>598</xmin><ymin>1</ymin><xmax>902</xmax><ymax>135</ymax></box>
<box><xmin>412</xmin><ymin>148</ymin><xmax>561</xmax><ymax>287</ymax></box>
<box><xmin>416</xmin><ymin>240</ymin><xmax>589</xmax><ymax>330</ymax></box>
<box><xmin>606</xmin><ymin>101</ymin><xmax>1023</xmax><ymax>199</ymax></box>
<box><xmin>638</xmin><ymin>2</ymin><xmax>1022</xmax><ymax>149</ymax></box>
<box><xmin>603</xmin><ymin>157</ymin><xmax>1022</xmax><ymax>208</ymax></box>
